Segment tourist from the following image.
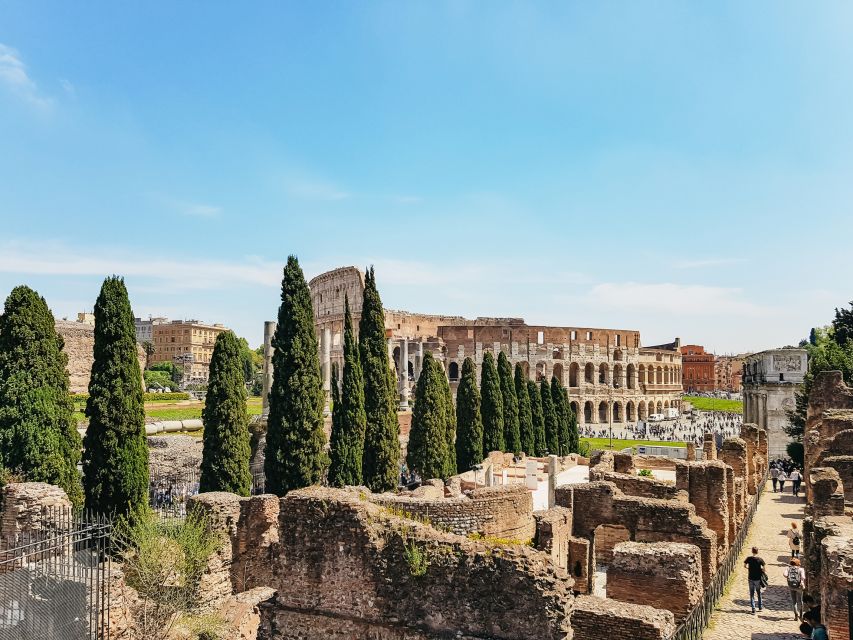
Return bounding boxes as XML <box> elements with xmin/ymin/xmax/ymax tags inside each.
<box><xmin>771</xmin><ymin>464</ymin><xmax>780</xmax><ymax>492</ymax></box>
<box><xmin>779</xmin><ymin>469</ymin><xmax>788</xmax><ymax>493</ymax></box>
<box><xmin>783</xmin><ymin>558</ymin><xmax>806</xmax><ymax>620</ymax></box>
<box><xmin>802</xmin><ymin>610</ymin><xmax>829</xmax><ymax>640</ymax></box>
<box><xmin>788</xmin><ymin>522</ymin><xmax>802</xmax><ymax>558</ymax></box>
<box><xmin>744</xmin><ymin>546</ymin><xmax>766</xmax><ymax>613</ymax></box>
<box><xmin>790</xmin><ymin>467</ymin><xmax>803</xmax><ymax>497</ymax></box>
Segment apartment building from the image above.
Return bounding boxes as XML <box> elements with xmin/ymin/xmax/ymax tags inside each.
<box><xmin>150</xmin><ymin>319</ymin><xmax>228</xmax><ymax>384</ymax></box>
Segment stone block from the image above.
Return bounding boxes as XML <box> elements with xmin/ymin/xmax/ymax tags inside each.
<box><xmin>571</xmin><ymin>595</ymin><xmax>675</xmax><ymax>640</ymax></box>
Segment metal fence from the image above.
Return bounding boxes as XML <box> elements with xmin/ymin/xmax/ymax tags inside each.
<box><xmin>0</xmin><ymin>509</ymin><xmax>111</xmax><ymax>640</ymax></box>
<box><xmin>149</xmin><ymin>468</ymin><xmax>266</xmax><ymax>511</ymax></box>
<box><xmin>667</xmin><ymin>472</ymin><xmax>769</xmax><ymax>640</ymax></box>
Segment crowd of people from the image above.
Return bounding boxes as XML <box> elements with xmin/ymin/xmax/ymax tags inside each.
<box><xmin>770</xmin><ymin>459</ymin><xmax>804</xmax><ymax>497</ymax></box>
<box><xmin>578</xmin><ymin>410</ymin><xmax>743</xmax><ymax>447</ymax></box>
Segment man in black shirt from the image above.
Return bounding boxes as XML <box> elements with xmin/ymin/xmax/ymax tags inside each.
<box><xmin>744</xmin><ymin>546</ymin><xmax>766</xmax><ymax>613</ymax></box>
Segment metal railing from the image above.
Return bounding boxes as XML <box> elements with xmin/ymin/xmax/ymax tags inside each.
<box><xmin>668</xmin><ymin>472</ymin><xmax>768</xmax><ymax>640</ymax></box>
<box><xmin>0</xmin><ymin>509</ymin><xmax>112</xmax><ymax>640</ymax></box>
<box><xmin>149</xmin><ymin>468</ymin><xmax>267</xmax><ymax>511</ymax></box>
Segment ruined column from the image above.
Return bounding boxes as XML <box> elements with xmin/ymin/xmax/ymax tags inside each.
<box><xmin>261</xmin><ymin>321</ymin><xmax>276</xmax><ymax>418</ymax></box>
<box><xmin>399</xmin><ymin>337</ymin><xmax>410</xmax><ymax>410</ymax></box>
<box><xmin>702</xmin><ymin>433</ymin><xmax>717</xmax><ymax>460</ymax></box>
<box><xmin>415</xmin><ymin>341</ymin><xmax>424</xmax><ymax>381</ymax></box>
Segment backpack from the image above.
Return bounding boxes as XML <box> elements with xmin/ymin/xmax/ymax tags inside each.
<box><xmin>786</xmin><ymin>567</ymin><xmax>802</xmax><ymax>589</ymax></box>
<box><xmin>793</xmin><ymin>535</ymin><xmax>800</xmax><ymax>546</ymax></box>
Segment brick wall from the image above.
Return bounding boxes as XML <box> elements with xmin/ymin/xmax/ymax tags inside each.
<box><xmin>570</xmin><ymin>595</ymin><xmax>675</xmax><ymax>640</ymax></box>
<box><xmin>606</xmin><ymin>541</ymin><xmax>703</xmax><ymax>623</ymax></box>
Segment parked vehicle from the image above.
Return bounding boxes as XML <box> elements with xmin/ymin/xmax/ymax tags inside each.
<box><xmin>665</xmin><ymin>407</ymin><xmax>679</xmax><ymax>419</ymax></box>
<box><xmin>648</xmin><ymin>413</ymin><xmax>664</xmax><ymax>422</ymax></box>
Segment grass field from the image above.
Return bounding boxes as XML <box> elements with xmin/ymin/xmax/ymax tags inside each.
<box><xmin>75</xmin><ymin>396</ymin><xmax>264</xmax><ymax>424</ymax></box>
<box><xmin>682</xmin><ymin>395</ymin><xmax>743</xmax><ymax>413</ymax></box>
<box><xmin>581</xmin><ymin>437</ymin><xmax>680</xmax><ymax>451</ymax></box>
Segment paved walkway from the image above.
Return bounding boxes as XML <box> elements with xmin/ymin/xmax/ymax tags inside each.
<box><xmin>704</xmin><ymin>480</ymin><xmax>806</xmax><ymax>640</ymax></box>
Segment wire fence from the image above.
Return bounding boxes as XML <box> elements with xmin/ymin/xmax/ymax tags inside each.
<box><xmin>149</xmin><ymin>468</ymin><xmax>266</xmax><ymax>513</ymax></box>
<box><xmin>667</xmin><ymin>471</ymin><xmax>769</xmax><ymax>640</ymax></box>
<box><xmin>0</xmin><ymin>508</ymin><xmax>111</xmax><ymax>640</ymax></box>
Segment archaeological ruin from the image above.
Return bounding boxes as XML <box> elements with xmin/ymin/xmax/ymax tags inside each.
<box><xmin>262</xmin><ymin>266</ymin><xmax>684</xmax><ymax>425</ymax></box>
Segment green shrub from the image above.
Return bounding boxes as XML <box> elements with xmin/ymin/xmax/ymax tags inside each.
<box><xmin>402</xmin><ymin>539</ymin><xmax>429</xmax><ymax>577</ymax></box>
<box><xmin>637</xmin><ymin>469</ymin><xmax>653</xmax><ymax>477</ymax></box>
<box><xmin>72</xmin><ymin>392</ymin><xmax>190</xmax><ymax>406</ymax></box>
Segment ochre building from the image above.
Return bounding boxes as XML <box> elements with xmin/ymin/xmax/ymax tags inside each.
<box><xmin>151</xmin><ymin>319</ymin><xmax>228</xmax><ymax>384</ymax></box>
<box><xmin>263</xmin><ymin>266</ymin><xmax>683</xmax><ymax>424</ymax></box>
<box><xmin>680</xmin><ymin>344</ymin><xmax>715</xmax><ymax>393</ymax></box>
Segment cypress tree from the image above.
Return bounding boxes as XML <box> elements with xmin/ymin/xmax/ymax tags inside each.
<box><xmin>328</xmin><ymin>363</ymin><xmax>345</xmax><ymax>486</ymax></box>
<box><xmin>551</xmin><ymin>377</ymin><xmax>569</xmax><ymax>455</ymax></box>
<box><xmin>480</xmin><ymin>351</ymin><xmax>504</xmax><ymax>457</ymax></box>
<box><xmin>455</xmin><ymin>358</ymin><xmax>483</xmax><ymax>473</ymax></box>
<box><xmin>0</xmin><ymin>286</ymin><xmax>83</xmax><ymax>507</ymax></box>
<box><xmin>565</xmin><ymin>388</ymin><xmax>579</xmax><ymax>453</ymax></box>
<box><xmin>528</xmin><ymin>379</ymin><xmax>546</xmax><ymax>456</ymax></box>
<box><xmin>359</xmin><ymin>268</ymin><xmax>400</xmax><ymax>492</ymax></box>
<box><xmin>200</xmin><ymin>330</ymin><xmax>252</xmax><ymax>496</ymax></box>
<box><xmin>540</xmin><ymin>378</ymin><xmax>558</xmax><ymax>456</ymax></box>
<box><xmin>328</xmin><ymin>297</ymin><xmax>367</xmax><ymax>487</ymax></box>
<box><xmin>439</xmin><ymin>364</ymin><xmax>457</xmax><ymax>478</ymax></box>
<box><xmin>515</xmin><ymin>364</ymin><xmax>535</xmax><ymax>456</ymax></box>
<box><xmin>406</xmin><ymin>353</ymin><xmax>449</xmax><ymax>480</ymax></box>
<box><xmin>264</xmin><ymin>256</ymin><xmax>327</xmax><ymax>496</ymax></box>
<box><xmin>83</xmin><ymin>277</ymin><xmax>148</xmax><ymax>516</ymax></box>
<box><xmin>497</xmin><ymin>351</ymin><xmax>521</xmax><ymax>454</ymax></box>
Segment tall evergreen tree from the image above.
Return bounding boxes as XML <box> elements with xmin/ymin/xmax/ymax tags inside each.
<box><xmin>200</xmin><ymin>330</ymin><xmax>252</xmax><ymax>496</ymax></box>
<box><xmin>328</xmin><ymin>363</ymin><xmax>345</xmax><ymax>486</ymax></box>
<box><xmin>83</xmin><ymin>277</ymin><xmax>148</xmax><ymax>515</ymax></box>
<box><xmin>0</xmin><ymin>286</ymin><xmax>83</xmax><ymax>507</ymax></box>
<box><xmin>265</xmin><ymin>256</ymin><xmax>327</xmax><ymax>496</ymax></box>
<box><xmin>832</xmin><ymin>301</ymin><xmax>853</xmax><ymax>346</ymax></box>
<box><xmin>328</xmin><ymin>297</ymin><xmax>367</xmax><ymax>487</ymax></box>
<box><xmin>407</xmin><ymin>353</ymin><xmax>450</xmax><ymax>480</ymax></box>
<box><xmin>515</xmin><ymin>364</ymin><xmax>535</xmax><ymax>456</ymax></box>
<box><xmin>440</xmin><ymin>365</ymin><xmax>457</xmax><ymax>478</ymax></box>
<box><xmin>528</xmin><ymin>379</ymin><xmax>546</xmax><ymax>456</ymax></box>
<box><xmin>480</xmin><ymin>351</ymin><xmax>504</xmax><ymax>457</ymax></box>
<box><xmin>540</xmin><ymin>378</ymin><xmax>558</xmax><ymax>456</ymax></box>
<box><xmin>455</xmin><ymin>358</ymin><xmax>483</xmax><ymax>473</ymax></box>
<box><xmin>497</xmin><ymin>351</ymin><xmax>521</xmax><ymax>454</ymax></box>
<box><xmin>551</xmin><ymin>378</ymin><xmax>573</xmax><ymax>455</ymax></box>
<box><xmin>565</xmin><ymin>388</ymin><xmax>579</xmax><ymax>453</ymax></box>
<box><xmin>359</xmin><ymin>268</ymin><xmax>400</xmax><ymax>492</ymax></box>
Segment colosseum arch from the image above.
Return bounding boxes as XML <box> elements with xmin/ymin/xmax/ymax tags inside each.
<box><xmin>448</xmin><ymin>361</ymin><xmax>459</xmax><ymax>381</ymax></box>
<box><xmin>570</xmin><ymin>401</ymin><xmax>579</xmax><ymax>419</ymax></box>
<box><xmin>613</xmin><ymin>364</ymin><xmax>623</xmax><ymax>388</ymax></box>
<box><xmin>519</xmin><ymin>361</ymin><xmax>530</xmax><ymax>379</ymax></box>
<box><xmin>663</xmin><ymin>400</ymin><xmax>670</xmax><ymax>410</ymax></box>
<box><xmin>656</xmin><ymin>400</ymin><xmax>663</xmax><ymax>413</ymax></box>
<box><xmin>598</xmin><ymin>363</ymin><xmax>609</xmax><ymax>385</ymax></box>
<box><xmin>536</xmin><ymin>362</ymin><xmax>546</xmax><ymax>382</ymax></box>
<box><xmin>584</xmin><ymin>401</ymin><xmax>593</xmax><ymax>423</ymax></box>
<box><xmin>638</xmin><ymin>364</ymin><xmax>646</xmax><ymax>385</ymax></box>
<box><xmin>553</xmin><ymin>363</ymin><xmax>564</xmax><ymax>385</ymax></box>
<box><xmin>569</xmin><ymin>362</ymin><xmax>580</xmax><ymax>387</ymax></box>
<box><xmin>598</xmin><ymin>401</ymin><xmax>608</xmax><ymax>423</ymax></box>
<box><xmin>656</xmin><ymin>366</ymin><xmax>663</xmax><ymax>384</ymax></box>
<box><xmin>584</xmin><ymin>362</ymin><xmax>594</xmax><ymax>384</ymax></box>
<box><xmin>638</xmin><ymin>401</ymin><xmax>647</xmax><ymax>420</ymax></box>
<box><xmin>626</xmin><ymin>400</ymin><xmax>636</xmax><ymax>422</ymax></box>
<box><xmin>613</xmin><ymin>349</ymin><xmax>623</xmax><ymax>361</ymax></box>
<box><xmin>612</xmin><ymin>401</ymin><xmax>622</xmax><ymax>422</ymax></box>
<box><xmin>627</xmin><ymin>363</ymin><xmax>636</xmax><ymax>389</ymax></box>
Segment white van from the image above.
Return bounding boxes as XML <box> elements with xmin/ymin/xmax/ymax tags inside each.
<box><xmin>648</xmin><ymin>413</ymin><xmax>664</xmax><ymax>422</ymax></box>
<box><xmin>665</xmin><ymin>408</ymin><xmax>679</xmax><ymax>419</ymax></box>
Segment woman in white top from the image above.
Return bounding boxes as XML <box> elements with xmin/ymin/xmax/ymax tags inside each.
<box><xmin>788</xmin><ymin>521</ymin><xmax>801</xmax><ymax>558</ymax></box>
<box><xmin>778</xmin><ymin>470</ymin><xmax>788</xmax><ymax>493</ymax></box>
<box><xmin>783</xmin><ymin>557</ymin><xmax>806</xmax><ymax>620</ymax></box>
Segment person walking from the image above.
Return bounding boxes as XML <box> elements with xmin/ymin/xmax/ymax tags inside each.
<box><xmin>788</xmin><ymin>522</ymin><xmax>802</xmax><ymax>558</ymax></box>
<box><xmin>778</xmin><ymin>469</ymin><xmax>788</xmax><ymax>493</ymax></box>
<box><xmin>771</xmin><ymin>464</ymin><xmax>780</xmax><ymax>492</ymax></box>
<box><xmin>783</xmin><ymin>558</ymin><xmax>806</xmax><ymax>620</ymax></box>
<box><xmin>790</xmin><ymin>467</ymin><xmax>803</xmax><ymax>497</ymax></box>
<box><xmin>744</xmin><ymin>546</ymin><xmax>766</xmax><ymax>613</ymax></box>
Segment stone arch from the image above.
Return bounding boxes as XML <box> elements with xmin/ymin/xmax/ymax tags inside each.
<box><xmin>449</xmin><ymin>361</ymin><xmax>459</xmax><ymax>381</ymax></box>
<box><xmin>627</xmin><ymin>363</ymin><xmax>636</xmax><ymax>390</ymax></box>
<box><xmin>613</xmin><ymin>364</ymin><xmax>623</xmax><ymax>389</ymax></box>
<box><xmin>584</xmin><ymin>362</ymin><xmax>594</xmax><ymax>384</ymax></box>
<box><xmin>569</xmin><ymin>362</ymin><xmax>580</xmax><ymax>387</ymax></box>
<box><xmin>553</xmin><ymin>363</ymin><xmax>564</xmax><ymax>385</ymax></box>
<box><xmin>613</xmin><ymin>401</ymin><xmax>622</xmax><ymax>422</ymax></box>
<box><xmin>598</xmin><ymin>363</ymin><xmax>609</xmax><ymax>385</ymax></box>
<box><xmin>570</xmin><ymin>401</ymin><xmax>579</xmax><ymax>419</ymax></box>
<box><xmin>638</xmin><ymin>400</ymin><xmax>647</xmax><ymax>420</ymax></box>
<box><xmin>598</xmin><ymin>401</ymin><xmax>608</xmax><ymax>423</ymax></box>
<box><xmin>626</xmin><ymin>400</ymin><xmax>636</xmax><ymax>422</ymax></box>
<box><xmin>613</xmin><ymin>349</ymin><xmax>623</xmax><ymax>361</ymax></box>
<box><xmin>584</xmin><ymin>401</ymin><xmax>593</xmax><ymax>423</ymax></box>
<box><xmin>656</xmin><ymin>366</ymin><xmax>663</xmax><ymax>384</ymax></box>
<box><xmin>536</xmin><ymin>362</ymin><xmax>546</xmax><ymax>382</ymax></box>
<box><xmin>638</xmin><ymin>364</ymin><xmax>646</xmax><ymax>385</ymax></box>
<box><xmin>656</xmin><ymin>400</ymin><xmax>663</xmax><ymax>413</ymax></box>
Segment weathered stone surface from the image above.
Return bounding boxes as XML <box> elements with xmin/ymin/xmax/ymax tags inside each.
<box><xmin>0</xmin><ymin>482</ymin><xmax>71</xmax><ymax>544</ymax></box>
<box><xmin>607</xmin><ymin>541</ymin><xmax>703</xmax><ymax>623</ymax></box>
<box><xmin>571</xmin><ymin>595</ymin><xmax>675</xmax><ymax>640</ymax></box>
<box><xmin>218</xmin><ymin>587</ymin><xmax>276</xmax><ymax>640</ymax></box>
<box><xmin>810</xmin><ymin>467</ymin><xmax>846</xmax><ymax>517</ymax></box>
<box><xmin>147</xmin><ymin>435</ymin><xmax>203</xmax><ymax>477</ymax></box>
<box><xmin>821</xmin><ymin>527</ymin><xmax>853</xmax><ymax>640</ymax></box>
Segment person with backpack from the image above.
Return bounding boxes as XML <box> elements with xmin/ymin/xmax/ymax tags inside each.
<box><xmin>788</xmin><ymin>522</ymin><xmax>802</xmax><ymax>558</ymax></box>
<box><xmin>790</xmin><ymin>467</ymin><xmax>803</xmax><ymax>497</ymax></box>
<box><xmin>783</xmin><ymin>558</ymin><xmax>806</xmax><ymax>620</ymax></box>
<box><xmin>744</xmin><ymin>546</ymin><xmax>766</xmax><ymax>613</ymax></box>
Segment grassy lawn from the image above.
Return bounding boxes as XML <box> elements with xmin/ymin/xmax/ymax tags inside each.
<box><xmin>75</xmin><ymin>395</ymin><xmax>264</xmax><ymax>424</ymax></box>
<box><xmin>581</xmin><ymin>437</ymin><xmax>681</xmax><ymax>451</ymax></box>
<box><xmin>683</xmin><ymin>395</ymin><xmax>743</xmax><ymax>413</ymax></box>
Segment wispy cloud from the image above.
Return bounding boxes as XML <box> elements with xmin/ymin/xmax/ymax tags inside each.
<box><xmin>283</xmin><ymin>175</ymin><xmax>349</xmax><ymax>201</ymax></box>
<box><xmin>0</xmin><ymin>43</ymin><xmax>52</xmax><ymax>110</ymax></box>
<box><xmin>149</xmin><ymin>193</ymin><xmax>222</xmax><ymax>217</ymax></box>
<box><xmin>673</xmin><ymin>257</ymin><xmax>747</xmax><ymax>269</ymax></box>
<box><xmin>584</xmin><ymin>281</ymin><xmax>769</xmax><ymax>317</ymax></box>
<box><xmin>0</xmin><ymin>240</ymin><xmax>279</xmax><ymax>292</ymax></box>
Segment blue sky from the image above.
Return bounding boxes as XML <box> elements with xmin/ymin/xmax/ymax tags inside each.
<box><xmin>2</xmin><ymin>2</ymin><xmax>852</xmax><ymax>353</ymax></box>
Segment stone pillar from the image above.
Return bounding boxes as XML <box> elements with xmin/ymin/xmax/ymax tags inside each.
<box><xmin>415</xmin><ymin>341</ymin><xmax>424</xmax><ymax>381</ymax></box>
<box><xmin>702</xmin><ymin>433</ymin><xmax>717</xmax><ymax>460</ymax></box>
<box><xmin>548</xmin><ymin>455</ymin><xmax>559</xmax><ymax>508</ymax></box>
<box><xmin>687</xmin><ymin>461</ymin><xmax>730</xmax><ymax>557</ymax></box>
<box><xmin>261</xmin><ymin>321</ymin><xmax>276</xmax><ymax>418</ymax></box>
<box><xmin>399</xmin><ymin>337</ymin><xmax>410</xmax><ymax>410</ymax></box>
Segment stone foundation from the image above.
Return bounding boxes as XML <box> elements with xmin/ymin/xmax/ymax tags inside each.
<box><xmin>570</xmin><ymin>595</ymin><xmax>675</xmax><ymax>640</ymax></box>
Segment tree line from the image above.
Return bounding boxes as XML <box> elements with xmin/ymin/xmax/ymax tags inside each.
<box><xmin>0</xmin><ymin>256</ymin><xmax>580</xmax><ymax>518</ymax></box>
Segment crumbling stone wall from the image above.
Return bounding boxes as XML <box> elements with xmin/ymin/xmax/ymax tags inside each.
<box><xmin>683</xmin><ymin>461</ymin><xmax>730</xmax><ymax>558</ymax></box>
<box><xmin>606</xmin><ymin>542</ymin><xmax>703</xmax><ymax>623</ymax></box>
<box><xmin>56</xmin><ymin>320</ymin><xmax>146</xmax><ymax>394</ymax></box>
<box><xmin>570</xmin><ymin>595</ymin><xmax>675</xmax><ymax>640</ymax></box>
<box><xmin>819</xmin><ymin>525</ymin><xmax>853</xmax><ymax>640</ymax></box>
<box><xmin>721</xmin><ymin>438</ymin><xmax>747</xmax><ymax>538</ymax></box>
<box><xmin>557</xmin><ymin>481</ymin><xmax>717</xmax><ymax>585</ymax></box>
<box><xmin>589</xmin><ymin>451</ymin><xmax>683</xmax><ymax>501</ymax></box>
<box><xmin>0</xmin><ymin>482</ymin><xmax>71</xmax><ymax>546</ymax></box>
<box><xmin>804</xmin><ymin>371</ymin><xmax>853</xmax><ymax>499</ymax></box>
<box><xmin>533</xmin><ymin>507</ymin><xmax>592</xmax><ymax>595</ymax></box>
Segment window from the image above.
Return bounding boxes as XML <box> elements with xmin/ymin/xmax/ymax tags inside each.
<box><xmin>616</xmin><ymin>334</ymin><xmax>621</xmax><ymax>347</ymax></box>
<box><xmin>537</xmin><ymin>331</ymin><xmax>544</xmax><ymax>345</ymax></box>
<box><xmin>586</xmin><ymin>331</ymin><xmax>592</xmax><ymax>340</ymax></box>
<box><xmin>571</xmin><ymin>330</ymin><xmax>577</xmax><ymax>340</ymax></box>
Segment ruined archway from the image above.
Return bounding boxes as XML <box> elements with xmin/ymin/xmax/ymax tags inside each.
<box><xmin>638</xmin><ymin>401</ymin><xmax>647</xmax><ymax>420</ymax></box>
<box><xmin>584</xmin><ymin>401</ymin><xmax>593</xmax><ymax>423</ymax></box>
<box><xmin>627</xmin><ymin>363</ymin><xmax>636</xmax><ymax>390</ymax></box>
<box><xmin>613</xmin><ymin>364</ymin><xmax>623</xmax><ymax>389</ymax></box>
<box><xmin>536</xmin><ymin>362</ymin><xmax>546</xmax><ymax>382</ymax></box>
<box><xmin>598</xmin><ymin>363</ymin><xmax>609</xmax><ymax>385</ymax></box>
<box><xmin>449</xmin><ymin>361</ymin><xmax>459</xmax><ymax>381</ymax></box>
<box><xmin>584</xmin><ymin>362</ymin><xmax>594</xmax><ymax>384</ymax></box>
<box><xmin>553</xmin><ymin>363</ymin><xmax>564</xmax><ymax>385</ymax></box>
<box><xmin>569</xmin><ymin>362</ymin><xmax>579</xmax><ymax>387</ymax></box>
<box><xmin>612</xmin><ymin>401</ymin><xmax>622</xmax><ymax>422</ymax></box>
<box><xmin>570</xmin><ymin>401</ymin><xmax>579</xmax><ymax>419</ymax></box>
<box><xmin>598</xmin><ymin>401</ymin><xmax>608</xmax><ymax>423</ymax></box>
<box><xmin>626</xmin><ymin>401</ymin><xmax>635</xmax><ymax>422</ymax></box>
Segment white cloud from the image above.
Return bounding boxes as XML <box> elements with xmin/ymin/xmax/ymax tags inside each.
<box><xmin>149</xmin><ymin>193</ymin><xmax>222</xmax><ymax>217</ymax></box>
<box><xmin>584</xmin><ymin>281</ymin><xmax>770</xmax><ymax>317</ymax></box>
<box><xmin>283</xmin><ymin>176</ymin><xmax>349</xmax><ymax>201</ymax></box>
<box><xmin>0</xmin><ymin>240</ymin><xmax>280</xmax><ymax>292</ymax></box>
<box><xmin>673</xmin><ymin>257</ymin><xmax>747</xmax><ymax>269</ymax></box>
<box><xmin>0</xmin><ymin>44</ymin><xmax>52</xmax><ymax>110</ymax></box>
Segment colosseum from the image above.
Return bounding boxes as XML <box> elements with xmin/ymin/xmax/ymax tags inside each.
<box><xmin>263</xmin><ymin>266</ymin><xmax>683</xmax><ymax>424</ymax></box>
